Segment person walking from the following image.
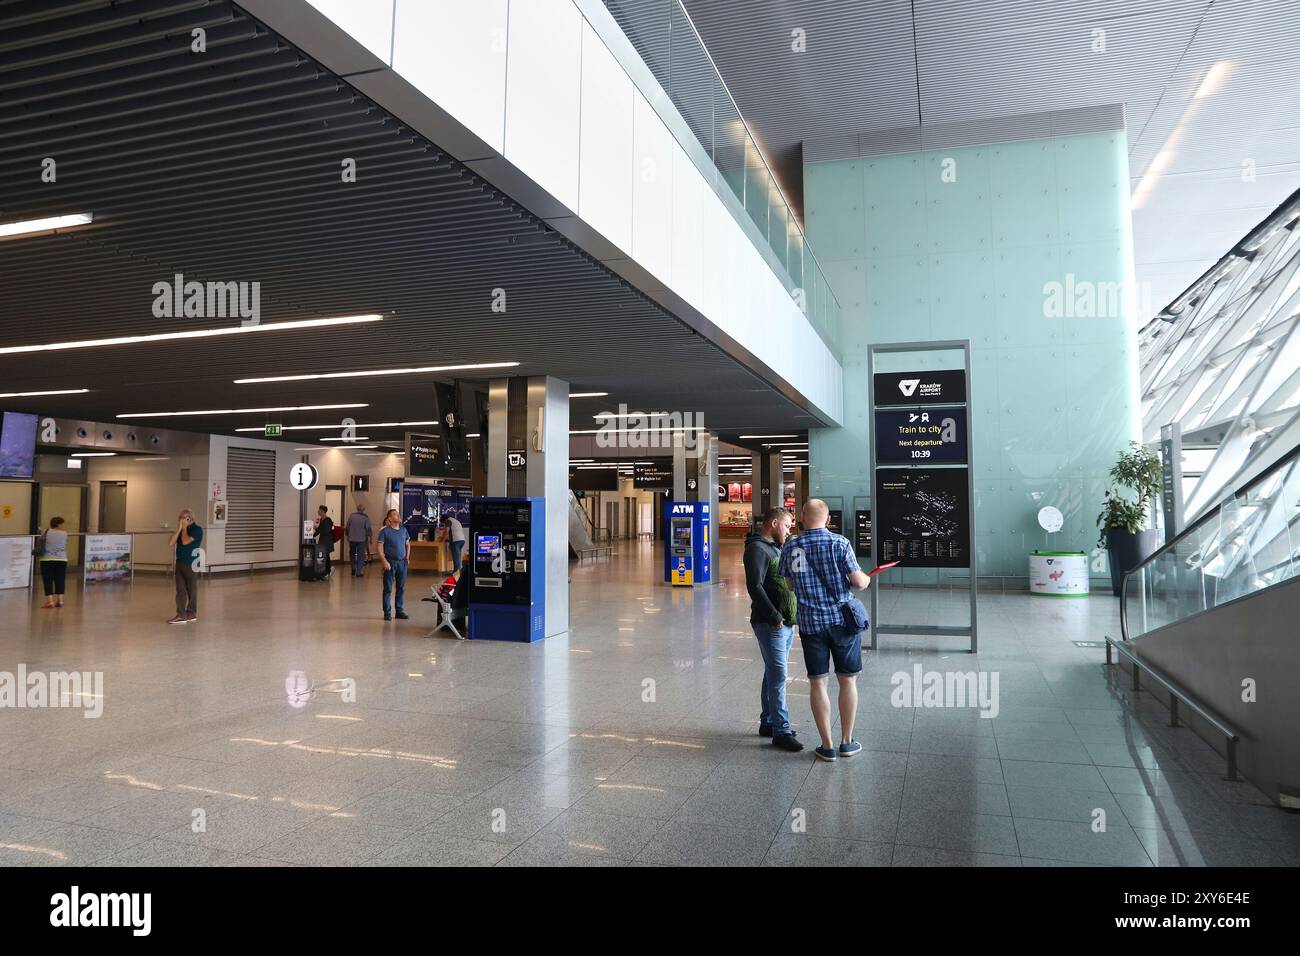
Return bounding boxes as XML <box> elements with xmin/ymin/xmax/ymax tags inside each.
<box><xmin>778</xmin><ymin>498</ymin><xmax>871</xmax><ymax>761</ymax></box>
<box><xmin>36</xmin><ymin>516</ymin><xmax>69</xmax><ymax>609</ymax></box>
<box><xmin>169</xmin><ymin>508</ymin><xmax>203</xmax><ymax>624</ymax></box>
<box><xmin>314</xmin><ymin>505</ymin><xmax>335</xmax><ymax>579</ymax></box>
<box><xmin>440</xmin><ymin>513</ymin><xmax>466</xmax><ymax>570</ymax></box>
<box><xmin>345</xmin><ymin>503</ymin><xmax>373</xmax><ymax>577</ymax></box>
<box><xmin>377</xmin><ymin>508</ymin><xmax>410</xmax><ymax>621</ymax></box>
<box><xmin>744</xmin><ymin>506</ymin><xmax>802</xmax><ymax>751</ymax></box>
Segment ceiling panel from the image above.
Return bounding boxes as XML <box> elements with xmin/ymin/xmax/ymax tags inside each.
<box><xmin>658</xmin><ymin>0</ymin><xmax>1300</xmax><ymax>319</ymax></box>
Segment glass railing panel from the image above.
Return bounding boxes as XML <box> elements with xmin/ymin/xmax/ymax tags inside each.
<box><xmin>1124</xmin><ymin>446</ymin><xmax>1300</xmax><ymax>639</ymax></box>
<box><xmin>601</xmin><ymin>0</ymin><xmax>841</xmax><ymax>357</ymax></box>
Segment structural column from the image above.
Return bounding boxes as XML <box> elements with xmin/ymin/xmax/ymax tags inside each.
<box><xmin>751</xmin><ymin>451</ymin><xmax>783</xmax><ymax>523</ymax></box>
<box><xmin>486</xmin><ymin>375</ymin><xmax>569</xmax><ymax>638</ymax></box>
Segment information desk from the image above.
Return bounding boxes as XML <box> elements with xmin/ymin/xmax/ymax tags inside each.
<box><xmin>406</xmin><ymin>539</ymin><xmax>454</xmax><ymax>574</ymax></box>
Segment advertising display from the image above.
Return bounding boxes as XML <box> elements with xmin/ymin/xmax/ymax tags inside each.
<box><xmin>1029</xmin><ymin>551</ymin><xmax>1090</xmax><ymax>597</ymax></box>
<box><xmin>0</xmin><ymin>411</ymin><xmax>38</xmax><ymax>479</ymax></box>
<box><xmin>874</xmin><ymin>469</ymin><xmax>970</xmax><ymax>567</ymax></box>
<box><xmin>873</xmin><ymin>369</ymin><xmax>967</xmax><ymax>407</ymax></box>
<box><xmin>633</xmin><ymin>458</ymin><xmax>673</xmax><ymax>489</ymax></box>
<box><xmin>401</xmin><ymin>483</ymin><xmax>471</xmax><ymax>537</ymax></box>
<box><xmin>0</xmin><ymin>535</ymin><xmax>33</xmax><ymax>589</ymax></box>
<box><xmin>826</xmin><ymin>509</ymin><xmax>843</xmax><ymax>535</ymax></box>
<box><xmin>874</xmin><ymin>408</ymin><xmax>968</xmax><ymax>464</ymax></box>
<box><xmin>84</xmin><ymin>533</ymin><xmax>132</xmax><ymax>584</ymax></box>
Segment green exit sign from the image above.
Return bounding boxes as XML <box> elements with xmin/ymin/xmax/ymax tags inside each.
<box><xmin>264</xmin><ymin>424</ymin><xmax>282</xmax><ymax>437</ymax></box>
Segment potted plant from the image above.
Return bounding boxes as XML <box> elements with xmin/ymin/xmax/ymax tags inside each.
<box><xmin>1096</xmin><ymin>441</ymin><xmax>1162</xmax><ymax>596</ymax></box>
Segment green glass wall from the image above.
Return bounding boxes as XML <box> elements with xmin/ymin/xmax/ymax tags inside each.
<box><xmin>805</xmin><ymin>130</ymin><xmax>1141</xmax><ymax>581</ymax></box>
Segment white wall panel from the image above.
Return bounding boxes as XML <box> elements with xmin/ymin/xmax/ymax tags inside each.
<box><xmin>306</xmin><ymin>0</ymin><xmax>394</xmax><ymax>64</ymax></box>
<box><xmin>392</xmin><ymin>0</ymin><xmax>508</xmax><ymax>154</ymax></box>
<box><xmin>631</xmin><ymin>91</ymin><xmax>673</xmax><ymax>285</ymax></box>
<box><xmin>504</xmin><ymin>0</ymin><xmax>583</xmax><ymax>211</ymax></box>
<box><xmin>578</xmin><ymin>23</ymin><xmax>634</xmax><ymax>255</ymax></box>
<box><xmin>670</xmin><ymin>142</ymin><xmax>704</xmax><ymax>310</ymax></box>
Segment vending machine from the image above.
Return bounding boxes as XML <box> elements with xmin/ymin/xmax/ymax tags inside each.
<box><xmin>467</xmin><ymin>497</ymin><xmax>545</xmax><ymax>642</ymax></box>
<box><xmin>662</xmin><ymin>500</ymin><xmax>711</xmax><ymax>586</ymax></box>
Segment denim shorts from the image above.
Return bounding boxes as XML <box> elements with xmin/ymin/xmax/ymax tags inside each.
<box><xmin>800</xmin><ymin>624</ymin><xmax>863</xmax><ymax>677</ymax></box>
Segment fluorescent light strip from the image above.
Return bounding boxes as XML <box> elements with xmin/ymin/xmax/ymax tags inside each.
<box><xmin>319</xmin><ymin>436</ymin><xmax>370</xmax><ymax>442</ymax></box>
<box><xmin>0</xmin><ymin>314</ymin><xmax>382</xmax><ymax>356</ymax></box>
<box><xmin>234</xmin><ymin>360</ymin><xmax>518</xmax><ymax>384</ymax></box>
<box><xmin>71</xmin><ymin>452</ymin><xmax>115</xmax><ymax>457</ymax></box>
<box><xmin>234</xmin><ymin>420</ymin><xmax>437</xmax><ymax>433</ymax></box>
<box><xmin>0</xmin><ymin>213</ymin><xmax>93</xmax><ymax>239</ymax></box>
<box><xmin>0</xmin><ymin>388</ymin><xmax>90</xmax><ymax>398</ymax></box>
<box><xmin>738</xmin><ymin>434</ymin><xmax>798</xmax><ymax>439</ymax></box>
<box><xmin>569</xmin><ymin>428</ymin><xmax>704</xmax><ymax>435</ymax></box>
<box><xmin>119</xmin><ymin>403</ymin><xmax>367</xmax><ymax>419</ymax></box>
<box><xmin>570</xmin><ymin>392</ymin><xmax>609</xmax><ymax>398</ymax></box>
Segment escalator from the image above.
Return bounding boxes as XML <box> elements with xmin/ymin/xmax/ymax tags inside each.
<box><xmin>1119</xmin><ymin>441</ymin><xmax>1300</xmax><ymax>806</ymax></box>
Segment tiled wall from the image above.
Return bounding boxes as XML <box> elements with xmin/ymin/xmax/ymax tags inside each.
<box><xmin>804</xmin><ymin>131</ymin><xmax>1141</xmax><ymax>580</ymax></box>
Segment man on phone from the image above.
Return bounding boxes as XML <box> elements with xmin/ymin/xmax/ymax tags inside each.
<box><xmin>169</xmin><ymin>508</ymin><xmax>203</xmax><ymax>624</ymax></box>
<box><xmin>744</xmin><ymin>506</ymin><xmax>803</xmax><ymax>751</ymax></box>
<box><xmin>779</xmin><ymin>498</ymin><xmax>870</xmax><ymax>761</ymax></box>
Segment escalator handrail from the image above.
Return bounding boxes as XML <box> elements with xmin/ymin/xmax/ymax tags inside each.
<box><xmin>1119</xmin><ymin>438</ymin><xmax>1300</xmax><ymax>639</ymax></box>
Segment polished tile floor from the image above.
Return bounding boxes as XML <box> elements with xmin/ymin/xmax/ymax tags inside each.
<box><xmin>1</xmin><ymin>540</ymin><xmax>1296</xmax><ymax>867</ymax></box>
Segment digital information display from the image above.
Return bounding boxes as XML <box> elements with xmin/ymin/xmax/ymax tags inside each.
<box><xmin>873</xmin><ymin>369</ymin><xmax>967</xmax><ymax>407</ymax></box>
<box><xmin>406</xmin><ymin>430</ymin><xmax>470</xmax><ymax>480</ymax></box>
<box><xmin>854</xmin><ymin>509</ymin><xmax>872</xmax><ymax>558</ymax></box>
<box><xmin>873</xmin><ymin>469</ymin><xmax>970</xmax><ymax>568</ymax></box>
<box><xmin>633</xmin><ymin>458</ymin><xmax>673</xmax><ymax>489</ymax></box>
<box><xmin>875</xmin><ymin>408</ymin><xmax>968</xmax><ymax>464</ymax></box>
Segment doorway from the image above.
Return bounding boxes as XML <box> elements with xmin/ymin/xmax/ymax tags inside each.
<box><xmin>325</xmin><ymin>485</ymin><xmax>345</xmax><ymax>561</ymax></box>
<box><xmin>38</xmin><ymin>484</ymin><xmax>85</xmax><ymax>564</ymax></box>
<box><xmin>99</xmin><ymin>481</ymin><xmax>127</xmax><ymax>533</ymax></box>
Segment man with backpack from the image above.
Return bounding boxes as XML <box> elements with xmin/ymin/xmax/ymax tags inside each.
<box><xmin>778</xmin><ymin>498</ymin><xmax>871</xmax><ymax>762</ymax></box>
<box><xmin>744</xmin><ymin>506</ymin><xmax>803</xmax><ymax>752</ymax></box>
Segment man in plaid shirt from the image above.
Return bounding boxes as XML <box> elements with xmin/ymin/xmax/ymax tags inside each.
<box><xmin>778</xmin><ymin>499</ymin><xmax>871</xmax><ymax>761</ymax></box>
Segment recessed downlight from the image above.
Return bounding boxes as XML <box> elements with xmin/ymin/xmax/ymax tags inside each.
<box><xmin>117</xmin><ymin>403</ymin><xmax>367</xmax><ymax>419</ymax></box>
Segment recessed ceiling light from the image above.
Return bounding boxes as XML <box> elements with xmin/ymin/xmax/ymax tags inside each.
<box><xmin>319</xmin><ymin>436</ymin><xmax>371</xmax><ymax>442</ymax></box>
<box><xmin>0</xmin><ymin>314</ymin><xmax>383</xmax><ymax>356</ymax></box>
<box><xmin>118</xmin><ymin>403</ymin><xmax>367</xmax><ymax>419</ymax></box>
<box><xmin>133</xmin><ymin>457</ymin><xmax>169</xmax><ymax>462</ymax></box>
<box><xmin>71</xmin><ymin>452</ymin><xmax>115</xmax><ymax>457</ymax></box>
<box><xmin>569</xmin><ymin>427</ymin><xmax>704</xmax><ymax>435</ymax></box>
<box><xmin>0</xmin><ymin>212</ymin><xmax>93</xmax><ymax>239</ymax></box>
<box><xmin>0</xmin><ymin>388</ymin><xmax>90</xmax><ymax>398</ymax></box>
<box><xmin>738</xmin><ymin>434</ymin><xmax>798</xmax><ymax>439</ymax></box>
<box><xmin>466</xmin><ymin>433</ymin><xmax>480</xmax><ymax>438</ymax></box>
<box><xmin>570</xmin><ymin>391</ymin><xmax>609</xmax><ymax>398</ymax></box>
<box><xmin>233</xmin><ymin>360</ymin><xmax>519</xmax><ymax>384</ymax></box>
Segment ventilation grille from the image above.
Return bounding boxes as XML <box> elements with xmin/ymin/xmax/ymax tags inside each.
<box><xmin>225</xmin><ymin>446</ymin><xmax>276</xmax><ymax>553</ymax></box>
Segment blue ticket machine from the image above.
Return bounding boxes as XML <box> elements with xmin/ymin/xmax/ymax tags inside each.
<box><xmin>467</xmin><ymin>497</ymin><xmax>545</xmax><ymax>642</ymax></box>
<box><xmin>663</xmin><ymin>500</ymin><xmax>711</xmax><ymax>586</ymax></box>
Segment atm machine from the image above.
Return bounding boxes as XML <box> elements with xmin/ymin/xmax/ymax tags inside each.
<box><xmin>662</xmin><ymin>500</ymin><xmax>711</xmax><ymax>586</ymax></box>
<box><xmin>466</xmin><ymin>497</ymin><xmax>545</xmax><ymax>642</ymax></box>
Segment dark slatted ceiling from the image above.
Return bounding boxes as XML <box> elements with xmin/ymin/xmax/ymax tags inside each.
<box><xmin>0</xmin><ymin>0</ymin><xmax>821</xmax><ymax>449</ymax></box>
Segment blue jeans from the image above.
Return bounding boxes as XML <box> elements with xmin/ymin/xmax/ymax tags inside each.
<box><xmin>383</xmin><ymin>558</ymin><xmax>407</xmax><ymax>615</ymax></box>
<box><xmin>449</xmin><ymin>539</ymin><xmax>464</xmax><ymax>570</ymax></box>
<box><xmin>349</xmin><ymin>541</ymin><xmax>366</xmax><ymax>576</ymax></box>
<box><xmin>752</xmin><ymin>621</ymin><xmax>795</xmax><ymax>736</ymax></box>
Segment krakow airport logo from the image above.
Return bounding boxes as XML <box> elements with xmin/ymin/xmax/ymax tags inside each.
<box><xmin>898</xmin><ymin>379</ymin><xmax>921</xmax><ymax>397</ymax></box>
<box><xmin>595</xmin><ymin>404</ymin><xmax>704</xmax><ymax>450</ymax></box>
<box><xmin>152</xmin><ymin>272</ymin><xmax>260</xmax><ymax>326</ymax></box>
